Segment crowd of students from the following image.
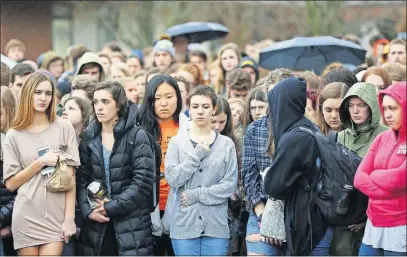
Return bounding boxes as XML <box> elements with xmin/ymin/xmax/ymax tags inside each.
<box><xmin>0</xmin><ymin>34</ymin><xmax>406</xmax><ymax>256</ymax></box>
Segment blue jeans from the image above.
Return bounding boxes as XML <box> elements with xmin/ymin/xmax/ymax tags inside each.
<box><xmin>172</xmin><ymin>237</ymin><xmax>229</xmax><ymax>256</ymax></box>
<box><xmin>310</xmin><ymin>226</ymin><xmax>334</xmax><ymax>256</ymax></box>
<box><xmin>359</xmin><ymin>243</ymin><xmax>407</xmax><ymax>256</ymax></box>
<box><xmin>245</xmin><ymin>211</ymin><xmax>286</xmax><ymax>255</ymax></box>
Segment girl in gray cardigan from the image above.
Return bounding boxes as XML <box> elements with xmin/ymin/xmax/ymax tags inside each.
<box><xmin>164</xmin><ymin>85</ymin><xmax>238</xmax><ymax>256</ymax></box>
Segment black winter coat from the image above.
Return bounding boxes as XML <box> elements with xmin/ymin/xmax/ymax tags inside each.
<box><xmin>0</xmin><ymin>159</ymin><xmax>16</xmax><ymax>229</ymax></box>
<box><xmin>264</xmin><ymin>77</ymin><xmax>329</xmax><ymax>256</ymax></box>
<box><xmin>76</xmin><ymin>103</ymin><xmax>155</xmax><ymax>256</ymax></box>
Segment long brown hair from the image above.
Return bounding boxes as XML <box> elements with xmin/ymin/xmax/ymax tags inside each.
<box><xmin>316</xmin><ymin>82</ymin><xmax>349</xmax><ymax>136</ymax></box>
<box><xmin>214</xmin><ymin>97</ymin><xmax>239</xmax><ymax>148</ymax></box>
<box><xmin>0</xmin><ymin>86</ymin><xmax>16</xmax><ymax>133</ymax></box>
<box><xmin>12</xmin><ymin>72</ymin><xmax>57</xmax><ymax>130</ymax></box>
<box><xmin>265</xmin><ymin>69</ymin><xmax>296</xmax><ymax>157</ymax></box>
<box><xmin>63</xmin><ymin>96</ymin><xmax>94</xmax><ymax>129</ymax></box>
<box><xmin>266</xmin><ymin>117</ymin><xmax>275</xmax><ymax>157</ymax></box>
<box><xmin>214</xmin><ymin>43</ymin><xmax>241</xmax><ymax>95</ymax></box>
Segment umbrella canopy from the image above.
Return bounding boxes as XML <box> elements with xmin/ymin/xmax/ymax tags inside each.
<box><xmin>1</xmin><ymin>54</ymin><xmax>17</xmax><ymax>69</ymax></box>
<box><xmin>259</xmin><ymin>36</ymin><xmax>367</xmax><ymax>75</ymax></box>
<box><xmin>165</xmin><ymin>21</ymin><xmax>229</xmax><ymax>43</ymax></box>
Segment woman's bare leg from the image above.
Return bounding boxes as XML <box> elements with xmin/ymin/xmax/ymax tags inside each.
<box><xmin>18</xmin><ymin>246</ymin><xmax>40</xmax><ymax>256</ymax></box>
<box><xmin>38</xmin><ymin>241</ymin><xmax>64</xmax><ymax>256</ymax></box>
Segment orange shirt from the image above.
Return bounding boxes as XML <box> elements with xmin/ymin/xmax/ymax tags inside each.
<box><xmin>159</xmin><ymin>119</ymin><xmax>179</xmax><ymax>210</ymax></box>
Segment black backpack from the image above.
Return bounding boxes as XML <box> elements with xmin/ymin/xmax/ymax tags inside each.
<box><xmin>129</xmin><ymin>125</ymin><xmax>162</xmax><ymax>213</ymax></box>
<box><xmin>297</xmin><ymin>126</ymin><xmax>365</xmax><ymax>226</ymax></box>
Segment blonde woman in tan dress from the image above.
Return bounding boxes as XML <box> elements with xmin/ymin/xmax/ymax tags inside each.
<box><xmin>2</xmin><ymin>72</ymin><xmax>80</xmax><ymax>256</ymax></box>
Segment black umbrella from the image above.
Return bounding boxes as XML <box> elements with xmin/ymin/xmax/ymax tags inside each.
<box><xmin>165</xmin><ymin>21</ymin><xmax>229</xmax><ymax>43</ymax></box>
<box><xmin>259</xmin><ymin>36</ymin><xmax>367</xmax><ymax>75</ymax></box>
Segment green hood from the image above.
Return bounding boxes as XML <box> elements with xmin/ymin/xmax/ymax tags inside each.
<box><xmin>340</xmin><ymin>82</ymin><xmax>381</xmax><ymax>131</ymax></box>
<box><xmin>338</xmin><ymin>82</ymin><xmax>388</xmax><ymax>157</ymax></box>
<box><xmin>75</xmin><ymin>52</ymin><xmax>105</xmax><ymax>82</ymax></box>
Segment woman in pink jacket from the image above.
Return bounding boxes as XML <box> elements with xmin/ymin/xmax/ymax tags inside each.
<box><xmin>354</xmin><ymin>81</ymin><xmax>406</xmax><ymax>256</ymax></box>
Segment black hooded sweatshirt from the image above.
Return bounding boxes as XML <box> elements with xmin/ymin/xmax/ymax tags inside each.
<box><xmin>264</xmin><ymin>76</ymin><xmax>328</xmax><ymax>256</ymax></box>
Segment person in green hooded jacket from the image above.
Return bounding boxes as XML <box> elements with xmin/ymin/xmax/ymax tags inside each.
<box><xmin>331</xmin><ymin>82</ymin><xmax>389</xmax><ymax>256</ymax></box>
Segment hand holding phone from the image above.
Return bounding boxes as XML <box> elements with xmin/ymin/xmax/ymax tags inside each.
<box><xmin>39</xmin><ymin>150</ymin><xmax>60</xmax><ymax>167</ymax></box>
<box><xmin>37</xmin><ymin>146</ymin><xmax>60</xmax><ymax>175</ymax></box>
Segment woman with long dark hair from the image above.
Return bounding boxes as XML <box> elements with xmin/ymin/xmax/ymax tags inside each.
<box><xmin>139</xmin><ymin>74</ymin><xmax>184</xmax><ymax>256</ymax></box>
<box><xmin>76</xmin><ymin>81</ymin><xmax>155</xmax><ymax>255</ymax></box>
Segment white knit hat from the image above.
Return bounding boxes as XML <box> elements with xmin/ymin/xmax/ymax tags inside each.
<box><xmin>152</xmin><ymin>39</ymin><xmax>175</xmax><ymax>58</ymax></box>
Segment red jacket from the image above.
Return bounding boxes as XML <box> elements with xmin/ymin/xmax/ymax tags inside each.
<box><xmin>354</xmin><ymin>82</ymin><xmax>406</xmax><ymax>228</ymax></box>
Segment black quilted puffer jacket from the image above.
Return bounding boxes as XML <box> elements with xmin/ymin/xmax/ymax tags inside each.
<box><xmin>0</xmin><ymin>159</ymin><xmax>16</xmax><ymax>229</ymax></box>
<box><xmin>76</xmin><ymin>102</ymin><xmax>155</xmax><ymax>256</ymax></box>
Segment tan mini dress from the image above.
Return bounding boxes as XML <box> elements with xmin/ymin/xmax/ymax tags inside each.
<box><xmin>2</xmin><ymin>118</ymin><xmax>80</xmax><ymax>250</ymax></box>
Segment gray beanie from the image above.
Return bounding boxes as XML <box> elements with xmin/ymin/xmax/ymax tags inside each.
<box><xmin>153</xmin><ymin>39</ymin><xmax>175</xmax><ymax>58</ymax></box>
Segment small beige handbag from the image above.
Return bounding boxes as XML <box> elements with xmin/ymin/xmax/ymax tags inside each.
<box><xmin>45</xmin><ymin>156</ymin><xmax>75</xmax><ymax>193</ymax></box>
<box><xmin>260</xmin><ymin>198</ymin><xmax>286</xmax><ymax>241</ymax></box>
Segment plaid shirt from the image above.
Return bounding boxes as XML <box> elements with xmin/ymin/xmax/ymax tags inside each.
<box><xmin>242</xmin><ymin>116</ymin><xmax>271</xmax><ymax>210</ymax></box>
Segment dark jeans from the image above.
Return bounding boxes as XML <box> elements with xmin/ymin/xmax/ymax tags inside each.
<box><xmin>100</xmin><ymin>221</ymin><xmax>118</xmax><ymax>256</ymax></box>
<box><xmin>310</xmin><ymin>226</ymin><xmax>334</xmax><ymax>256</ymax></box>
<box><xmin>154</xmin><ymin>210</ymin><xmax>174</xmax><ymax>256</ymax></box>
<box><xmin>331</xmin><ymin>225</ymin><xmax>364</xmax><ymax>256</ymax></box>
<box><xmin>61</xmin><ymin>237</ymin><xmax>77</xmax><ymax>256</ymax></box>
<box><xmin>0</xmin><ymin>237</ymin><xmax>17</xmax><ymax>256</ymax></box>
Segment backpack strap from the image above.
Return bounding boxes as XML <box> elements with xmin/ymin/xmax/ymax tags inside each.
<box><xmin>297</xmin><ymin>126</ymin><xmax>314</xmax><ymax>136</ymax></box>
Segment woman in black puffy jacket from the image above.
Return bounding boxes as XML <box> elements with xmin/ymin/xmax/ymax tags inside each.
<box><xmin>0</xmin><ymin>86</ymin><xmax>17</xmax><ymax>256</ymax></box>
<box><xmin>76</xmin><ymin>81</ymin><xmax>155</xmax><ymax>256</ymax></box>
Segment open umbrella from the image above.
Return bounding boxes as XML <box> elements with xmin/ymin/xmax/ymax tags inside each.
<box><xmin>259</xmin><ymin>36</ymin><xmax>367</xmax><ymax>75</ymax></box>
<box><xmin>165</xmin><ymin>21</ymin><xmax>229</xmax><ymax>43</ymax></box>
<box><xmin>1</xmin><ymin>54</ymin><xmax>17</xmax><ymax>69</ymax></box>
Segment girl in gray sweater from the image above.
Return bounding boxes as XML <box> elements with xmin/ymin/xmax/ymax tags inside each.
<box><xmin>164</xmin><ymin>85</ymin><xmax>238</xmax><ymax>256</ymax></box>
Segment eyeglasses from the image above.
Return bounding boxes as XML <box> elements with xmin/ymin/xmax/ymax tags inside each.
<box><xmin>250</xmin><ymin>106</ymin><xmax>267</xmax><ymax>113</ymax></box>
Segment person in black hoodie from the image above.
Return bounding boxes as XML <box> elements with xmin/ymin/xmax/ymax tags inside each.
<box><xmin>264</xmin><ymin>76</ymin><xmax>333</xmax><ymax>256</ymax></box>
<box><xmin>76</xmin><ymin>81</ymin><xmax>155</xmax><ymax>256</ymax></box>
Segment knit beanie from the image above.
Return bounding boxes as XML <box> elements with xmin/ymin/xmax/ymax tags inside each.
<box><xmin>5</xmin><ymin>39</ymin><xmax>26</xmax><ymax>53</ymax></box>
<box><xmin>40</xmin><ymin>51</ymin><xmax>64</xmax><ymax>70</ymax></box>
<box><xmin>152</xmin><ymin>39</ymin><xmax>175</xmax><ymax>58</ymax></box>
<box><xmin>129</xmin><ymin>49</ymin><xmax>144</xmax><ymax>67</ymax></box>
<box><xmin>240</xmin><ymin>56</ymin><xmax>259</xmax><ymax>81</ymax></box>
<box><xmin>36</xmin><ymin>52</ymin><xmax>46</xmax><ymax>67</ymax></box>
